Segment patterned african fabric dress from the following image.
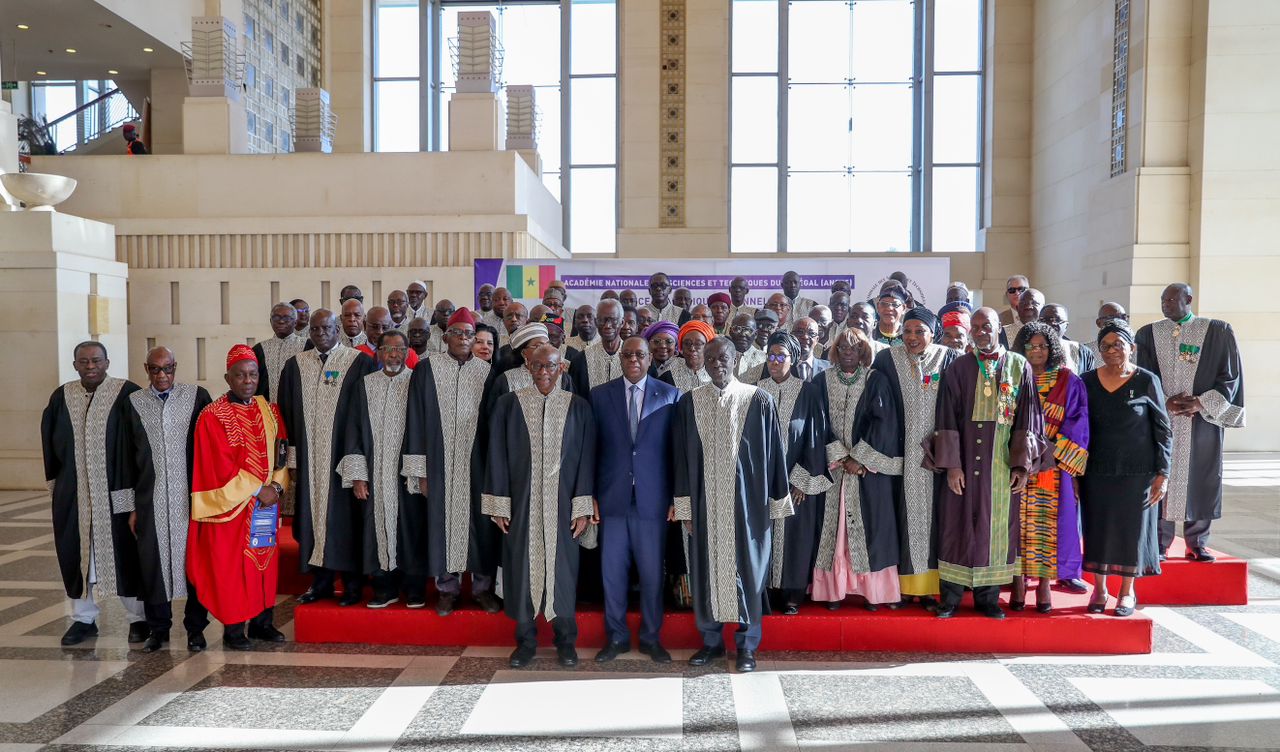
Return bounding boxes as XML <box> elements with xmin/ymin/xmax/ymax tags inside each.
<box><xmin>811</xmin><ymin>367</ymin><xmax>901</xmax><ymax>604</ymax></box>
<box><xmin>1018</xmin><ymin>368</ymin><xmax>1089</xmax><ymax>580</ymax></box>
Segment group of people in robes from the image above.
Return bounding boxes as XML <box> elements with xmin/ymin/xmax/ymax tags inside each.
<box><xmin>40</xmin><ymin>271</ymin><xmax>1243</xmax><ymax>668</ymax></box>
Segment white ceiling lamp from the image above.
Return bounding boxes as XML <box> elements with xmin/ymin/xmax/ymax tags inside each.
<box><xmin>143</xmin><ymin>47</ymin><xmax>154</xmax><ymax>53</ymax></box>
<box><xmin>108</xmin><ymin>69</ymin><xmax>119</xmax><ymax>75</ymax></box>
<box><xmin>16</xmin><ymin>24</ymin><xmax>30</xmax><ymax>30</ymax></box>
<box><xmin>65</xmin><ymin>48</ymin><xmax>76</xmax><ymax>54</ymax></box>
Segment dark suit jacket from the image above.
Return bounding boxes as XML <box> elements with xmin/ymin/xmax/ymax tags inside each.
<box><xmin>590</xmin><ymin>376</ymin><xmax>680</xmax><ymax>521</ymax></box>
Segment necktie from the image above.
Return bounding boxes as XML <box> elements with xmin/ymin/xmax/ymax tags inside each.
<box><xmin>158</xmin><ymin>392</ymin><xmax>168</xmax><ymax>402</ymax></box>
<box><xmin>319</xmin><ymin>351</ymin><xmax>329</xmax><ymax>364</ymax></box>
<box><xmin>629</xmin><ymin>384</ymin><xmax>641</xmax><ymax>441</ymax></box>
<box><xmin>798</xmin><ymin>362</ymin><xmax>811</xmax><ymax>381</ymax></box>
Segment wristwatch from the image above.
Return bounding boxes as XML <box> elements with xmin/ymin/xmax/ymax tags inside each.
<box><xmin>269</xmin><ymin>481</ymin><xmax>284</xmax><ymax>495</ymax></box>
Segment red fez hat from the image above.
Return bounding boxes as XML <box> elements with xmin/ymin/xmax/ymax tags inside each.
<box><xmin>448</xmin><ymin>307</ymin><xmax>477</xmax><ymax>328</ymax></box>
<box><xmin>226</xmin><ymin>344</ymin><xmax>256</xmax><ymax>370</ymax></box>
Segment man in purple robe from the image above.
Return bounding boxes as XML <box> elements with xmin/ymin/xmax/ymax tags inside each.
<box><xmin>928</xmin><ymin>307</ymin><xmax>1047</xmax><ymax>619</ymax></box>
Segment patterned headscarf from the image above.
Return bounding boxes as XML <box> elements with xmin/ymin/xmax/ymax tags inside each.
<box><xmin>510</xmin><ymin>323</ymin><xmax>549</xmax><ymax>351</ymax></box>
<box><xmin>642</xmin><ymin>321</ymin><xmax>680</xmax><ymax>342</ymax></box>
<box><xmin>1097</xmin><ymin>322</ymin><xmax>1135</xmax><ymax>346</ymax></box>
<box><xmin>766</xmin><ymin>331</ymin><xmax>801</xmax><ymax>364</ymax></box>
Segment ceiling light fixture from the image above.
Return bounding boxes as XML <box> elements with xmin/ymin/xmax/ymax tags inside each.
<box><xmin>108</xmin><ymin>69</ymin><xmax>119</xmax><ymax>75</ymax></box>
<box><xmin>36</xmin><ymin>70</ymin><xmax>47</xmax><ymax>75</ymax></box>
<box><xmin>142</xmin><ymin>47</ymin><xmax>154</xmax><ymax>53</ymax></box>
<box><xmin>65</xmin><ymin>48</ymin><xmax>76</xmax><ymax>54</ymax></box>
<box><xmin>16</xmin><ymin>24</ymin><xmax>30</xmax><ymax>30</ymax></box>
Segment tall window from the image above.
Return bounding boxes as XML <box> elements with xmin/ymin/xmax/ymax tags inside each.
<box><xmin>371</xmin><ymin>0</ymin><xmax>618</xmax><ymax>254</ymax></box>
<box><xmin>730</xmin><ymin>0</ymin><xmax>984</xmax><ymax>253</ymax></box>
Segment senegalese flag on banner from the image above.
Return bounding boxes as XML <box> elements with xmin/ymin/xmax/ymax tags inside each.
<box><xmin>507</xmin><ymin>264</ymin><xmax>557</xmax><ymax>300</ymax></box>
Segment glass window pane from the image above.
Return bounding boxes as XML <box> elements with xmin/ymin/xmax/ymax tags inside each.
<box><xmin>932</xmin><ymin>166</ymin><xmax>978</xmax><ymax>252</ymax></box>
<box><xmin>788</xmin><ymin>172</ymin><xmax>850</xmax><ymax>252</ymax></box>
<box><xmin>732</xmin><ymin>76</ymin><xmax>778</xmax><ymax>164</ymax></box>
<box><xmin>788</xmin><ymin>1</ymin><xmax>849</xmax><ymax>84</ymax></box>
<box><xmin>851</xmin><ymin>83</ymin><xmax>912</xmax><ymax>170</ymax></box>
<box><xmin>570</xmin><ymin>77</ymin><xmax>616</xmax><ymax>164</ymax></box>
<box><xmin>375</xmin><ymin>0</ymin><xmax>420</xmax><ymax>78</ymax></box>
<box><xmin>732</xmin><ymin>167</ymin><xmax>778</xmax><ymax>253</ymax></box>
<box><xmin>498</xmin><ymin>4</ymin><xmax>561</xmax><ymax>85</ymax></box>
<box><xmin>788</xmin><ymin>84</ymin><xmax>848</xmax><ymax>171</ymax></box>
<box><xmin>932</xmin><ymin>74</ymin><xmax>980</xmax><ymax>163</ymax></box>
<box><xmin>529</xmin><ymin>85</ymin><xmax>562</xmax><ymax>174</ymax></box>
<box><xmin>851</xmin><ymin>171</ymin><xmax>912</xmax><ymax>252</ymax></box>
<box><xmin>934</xmin><ymin>0</ymin><xmax>982</xmax><ymax>72</ymax></box>
<box><xmin>374</xmin><ymin>80</ymin><xmax>420</xmax><ymax>151</ymax></box>
<box><xmin>850</xmin><ymin>0</ymin><xmax>913</xmax><ymax>82</ymax></box>
<box><xmin>571</xmin><ymin>0</ymin><xmax>616</xmax><ymax>75</ymax></box>
<box><xmin>570</xmin><ymin>167</ymin><xmax>616</xmax><ymax>253</ymax></box>
<box><xmin>732</xmin><ymin>0</ymin><xmax>778</xmax><ymax>74</ymax></box>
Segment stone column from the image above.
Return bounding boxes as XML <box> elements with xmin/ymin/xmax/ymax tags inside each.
<box><xmin>182</xmin><ymin>16</ymin><xmax>250</xmax><ymax>154</ymax></box>
<box><xmin>449</xmin><ymin>12</ymin><xmax>505</xmax><ymax>152</ymax></box>
<box><xmin>0</xmin><ymin>211</ymin><xmax>127</xmax><ymax>489</ymax></box>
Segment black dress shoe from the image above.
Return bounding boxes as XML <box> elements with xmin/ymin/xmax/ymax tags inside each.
<box><xmin>861</xmin><ymin>602</ymin><xmax>878</xmax><ymax>613</ymax></box>
<box><xmin>595</xmin><ymin>641</ymin><xmax>630</xmax><ymax>663</ymax></box>
<box><xmin>436</xmin><ymin>593</ymin><xmax>457</xmax><ymax>616</ymax></box>
<box><xmin>128</xmin><ymin>621</ymin><xmax>150</xmax><ymax>643</ymax></box>
<box><xmin>979</xmin><ymin>605</ymin><xmax>1006</xmax><ymax>620</ymax></box>
<box><xmin>187</xmin><ymin>632</ymin><xmax>207</xmax><ymax>652</ymax></box>
<box><xmin>688</xmin><ymin>645</ymin><xmax>726</xmax><ymax>666</ymax></box>
<box><xmin>935</xmin><ymin>606</ymin><xmax>956</xmax><ymax>619</ymax></box>
<box><xmin>1009</xmin><ymin>600</ymin><xmax>1025</xmax><ymax>612</ymax></box>
<box><xmin>1057</xmin><ymin>578</ymin><xmax>1089</xmax><ymax>594</ymax></box>
<box><xmin>405</xmin><ymin>594</ymin><xmax>427</xmax><ymax>609</ymax></box>
<box><xmin>337</xmin><ymin>591</ymin><xmax>362</xmax><ymax>607</ymax></box>
<box><xmin>557</xmin><ymin>645</ymin><xmax>579</xmax><ymax>667</ymax></box>
<box><xmin>1189</xmin><ymin>546</ymin><xmax>1217</xmax><ymax>563</ymax></box>
<box><xmin>826</xmin><ymin>601</ymin><xmax>841</xmax><ymax>611</ymax></box>
<box><xmin>509</xmin><ymin>645</ymin><xmax>536</xmax><ymax>668</ymax></box>
<box><xmin>366</xmin><ymin>594</ymin><xmax>398</xmax><ymax>609</ymax></box>
<box><xmin>735</xmin><ymin>650</ymin><xmax>757</xmax><ymax>673</ymax></box>
<box><xmin>919</xmin><ymin>596</ymin><xmax>940</xmax><ymax>612</ymax></box>
<box><xmin>224</xmin><ymin>633</ymin><xmax>253</xmax><ymax>651</ymax></box>
<box><xmin>639</xmin><ymin>641</ymin><xmax>673</xmax><ymax>664</ymax></box>
<box><xmin>782</xmin><ymin>603</ymin><xmax>800</xmax><ymax>616</ymax></box>
<box><xmin>297</xmin><ymin>588</ymin><xmax>332</xmax><ymax>605</ymax></box>
<box><xmin>61</xmin><ymin>621</ymin><xmax>99</xmax><ymax>646</ymax></box>
<box><xmin>142</xmin><ymin>631</ymin><xmax>169</xmax><ymax>653</ymax></box>
<box><xmin>248</xmin><ymin>624</ymin><xmax>287</xmax><ymax>642</ymax></box>
<box><xmin>474</xmin><ymin>591</ymin><xmax>503</xmax><ymax>614</ymax></box>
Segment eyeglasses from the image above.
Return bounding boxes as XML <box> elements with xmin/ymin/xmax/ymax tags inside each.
<box><xmin>529</xmin><ymin>362</ymin><xmax>561</xmax><ymax>372</ymax></box>
<box><xmin>1006</xmin><ymin>286</ymin><xmax>1027</xmax><ymax>295</ymax></box>
<box><xmin>729</xmin><ymin>325</ymin><xmax>755</xmax><ymax>334</ymax></box>
<box><xmin>795</xmin><ymin>329</ymin><xmax>819</xmax><ymax>338</ymax></box>
<box><xmin>146</xmin><ymin>364</ymin><xmax>176</xmax><ymax>374</ymax></box>
<box><xmin>270</xmin><ymin>314</ymin><xmax>296</xmax><ymax>322</ymax></box>
<box><xmin>765</xmin><ymin>302</ymin><xmax>790</xmax><ymax>311</ymax></box>
<box><xmin>766</xmin><ymin>354</ymin><xmax>790</xmax><ymax>364</ymax></box>
<box><xmin>446</xmin><ymin>328</ymin><xmax>476</xmax><ymax>339</ymax></box>
<box><xmin>620</xmin><ymin>351</ymin><xmax>647</xmax><ymax>360</ymax></box>
<box><xmin>598</xmin><ymin>316</ymin><xmax>620</xmax><ymax>325</ymax></box>
<box><xmin>1099</xmin><ymin>341</ymin><xmax>1130</xmax><ymax>352</ymax></box>
<box><xmin>1023</xmin><ymin>343</ymin><xmax>1049</xmax><ymax>352</ymax></box>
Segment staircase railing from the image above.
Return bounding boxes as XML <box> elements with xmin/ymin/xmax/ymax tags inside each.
<box><xmin>23</xmin><ymin>88</ymin><xmax>140</xmax><ymax>155</ymax></box>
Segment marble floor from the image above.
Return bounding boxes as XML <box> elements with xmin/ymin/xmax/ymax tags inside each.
<box><xmin>0</xmin><ymin>454</ymin><xmax>1278</xmax><ymax>752</ymax></box>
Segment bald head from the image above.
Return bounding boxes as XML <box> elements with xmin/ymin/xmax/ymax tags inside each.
<box><xmin>1096</xmin><ymin>301</ymin><xmax>1128</xmax><ymax>329</ymax></box>
<box><xmin>365</xmin><ymin>306</ymin><xmax>394</xmax><ymax>341</ymax></box>
<box><xmin>1016</xmin><ymin>288</ymin><xmax>1045</xmax><ymax>324</ymax></box>
<box><xmin>144</xmin><ymin>345</ymin><xmax>177</xmax><ymax>391</ymax></box>
<box><xmin>971</xmin><ymin>307</ymin><xmax>999</xmax><ymax>353</ymax></box>
<box><xmin>340</xmin><ymin>299</ymin><xmax>365</xmax><ymax>336</ymax></box>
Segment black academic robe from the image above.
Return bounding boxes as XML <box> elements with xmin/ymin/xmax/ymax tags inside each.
<box><xmin>253</xmin><ymin>334</ymin><xmax>307</xmax><ymax>402</ymax></box>
<box><xmin>277</xmin><ymin>346</ymin><xmax>377</xmax><ymax>573</ymax></box>
<box><xmin>855</xmin><ymin>345</ymin><xmax>959</xmax><ymax>583</ymax></box>
<box><xmin>120</xmin><ymin>384</ymin><xmax>212</xmax><ymax>603</ymax></box>
<box><xmin>400</xmin><ymin>353</ymin><xmax>496</xmax><ymax>579</ymax></box>
<box><xmin>41</xmin><ymin>378</ymin><xmax>143</xmax><ymax>599</ymax></box>
<box><xmin>672</xmin><ymin>380</ymin><xmax>791</xmax><ymax>628</ymax></box>
<box><xmin>1136</xmin><ymin>317</ymin><xmax>1246</xmax><ymax>521</ymax></box>
<box><xmin>337</xmin><ymin>369</ymin><xmax>412</xmax><ymax>575</ymax></box>
<box><xmin>756</xmin><ymin>377</ymin><xmax>832</xmax><ymax>592</ymax></box>
<box><xmin>482</xmin><ymin>387</ymin><xmax>597</xmax><ymax>624</ymax></box>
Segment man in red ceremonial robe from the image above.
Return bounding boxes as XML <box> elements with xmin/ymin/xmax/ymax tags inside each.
<box><xmin>187</xmin><ymin>345</ymin><xmax>290</xmax><ymax>651</ymax></box>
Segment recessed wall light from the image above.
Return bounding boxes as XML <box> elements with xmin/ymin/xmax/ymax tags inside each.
<box><xmin>142</xmin><ymin>47</ymin><xmax>154</xmax><ymax>53</ymax></box>
<box><xmin>36</xmin><ymin>71</ymin><xmax>47</xmax><ymax>76</ymax></box>
<box><xmin>65</xmin><ymin>48</ymin><xmax>77</xmax><ymax>54</ymax></box>
<box><xmin>16</xmin><ymin>24</ymin><xmax>30</xmax><ymax>30</ymax></box>
<box><xmin>108</xmin><ymin>69</ymin><xmax>119</xmax><ymax>75</ymax></box>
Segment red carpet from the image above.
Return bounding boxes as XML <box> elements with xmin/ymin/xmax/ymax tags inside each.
<box><xmin>294</xmin><ymin>586</ymin><xmax>1152</xmax><ymax>654</ymax></box>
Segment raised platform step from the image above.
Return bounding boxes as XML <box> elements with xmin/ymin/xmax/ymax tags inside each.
<box><xmin>294</xmin><ymin>587</ymin><xmax>1152</xmax><ymax>655</ymax></box>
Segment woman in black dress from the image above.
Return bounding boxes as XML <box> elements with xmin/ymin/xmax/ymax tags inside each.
<box><xmin>1079</xmin><ymin>324</ymin><xmax>1172</xmax><ymax>617</ymax></box>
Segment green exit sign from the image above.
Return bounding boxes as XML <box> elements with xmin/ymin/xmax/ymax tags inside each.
<box><xmin>1</xmin><ymin>81</ymin><xmax>18</xmax><ymax>91</ymax></box>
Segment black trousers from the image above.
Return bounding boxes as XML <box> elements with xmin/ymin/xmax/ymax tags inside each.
<box><xmin>940</xmin><ymin>580</ymin><xmax>1001</xmax><ymax>610</ymax></box>
<box><xmin>311</xmin><ymin>567</ymin><xmax>365</xmax><ymax>596</ymax></box>
<box><xmin>515</xmin><ymin>615</ymin><xmax>577</xmax><ymax>650</ymax></box>
<box><xmin>223</xmin><ymin>607</ymin><xmax>275</xmax><ymax>639</ymax></box>
<box><xmin>143</xmin><ymin>580</ymin><xmax>210</xmax><ymax>636</ymax></box>
<box><xmin>1159</xmin><ymin>518</ymin><xmax>1212</xmax><ymax>550</ymax></box>
<box><xmin>372</xmin><ymin>569</ymin><xmax>427</xmax><ymax>599</ymax></box>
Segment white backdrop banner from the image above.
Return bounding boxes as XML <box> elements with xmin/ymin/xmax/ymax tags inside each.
<box><xmin>473</xmin><ymin>257</ymin><xmax>952</xmax><ymax>312</ymax></box>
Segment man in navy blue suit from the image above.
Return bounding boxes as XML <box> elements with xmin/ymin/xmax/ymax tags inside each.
<box><xmin>591</xmin><ymin>336</ymin><xmax>680</xmax><ymax>663</ymax></box>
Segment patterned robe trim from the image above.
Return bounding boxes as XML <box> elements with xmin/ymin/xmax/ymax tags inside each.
<box><xmin>128</xmin><ymin>383</ymin><xmax>200</xmax><ymax>599</ymax></box>
<box><xmin>757</xmin><ymin>375</ymin><xmax>805</xmax><ymax>589</ymax></box>
<box><xmin>1199</xmin><ymin>388</ymin><xmax>1245</xmax><ymax>429</ymax></box>
<box><xmin>340</xmin><ymin>331</ymin><xmax>369</xmax><ymax>349</ymax></box>
<box><xmin>816</xmin><ymin>368</ymin><xmax>870</xmax><ymax>572</ymax></box>
<box><xmin>336</xmin><ymin>455</ymin><xmax>369</xmax><ymax>484</ymax></box>
<box><xmin>668</xmin><ymin>359</ymin><xmax>711</xmax><ymax>394</ymax></box>
<box><xmin>971</xmin><ymin>349</ymin><xmax>1025</xmax><ymax>425</ymax></box>
<box><xmin>566</xmin><ymin>334</ymin><xmax>602</xmax><ymax>353</ymax></box>
<box><xmin>63</xmin><ymin>377</ymin><xmax>126</xmax><ymax>594</ymax></box>
<box><xmin>581</xmin><ymin>342</ymin><xmax>623</xmax><ymax>389</ymax></box>
<box><xmin>826</xmin><ymin>440</ymin><xmax>852</xmax><ymax>466</ymax></box>
<box><xmin>690</xmin><ymin>379</ymin><xmax>757</xmax><ymax>623</ymax></box>
<box><xmin>735</xmin><ymin>346</ymin><xmax>767</xmax><ymax>379</ymax></box>
<box><xmin>297</xmin><ymin>344</ymin><xmax>361</xmax><ymax>567</ymax></box>
<box><xmin>938</xmin><ymin>559</ymin><xmax>1020</xmax><ymax>588</ymax></box>
<box><xmin>426</xmin><ymin>353</ymin><xmax>490</xmax><ymax>574</ymax></box>
<box><xmin>191</xmin><ymin>396</ymin><xmax>281</xmax><ymax>521</ymax></box>
<box><xmin>1054</xmin><ymin>436</ymin><xmax>1088</xmax><ymax>477</ymax></box>
<box><xmin>503</xmin><ymin>367</ymin><xmax>534</xmax><ymax>392</ymax></box>
<box><xmin>769</xmin><ymin>496</ymin><xmax>795</xmax><ymax>519</ymax></box>
<box><xmin>514</xmin><ymin>385</ymin><xmax>575</xmax><ymax>621</ymax></box>
<box><xmin>110</xmin><ymin>489</ymin><xmax>135</xmax><ymax>514</ymax></box>
<box><xmin>649</xmin><ymin>303</ymin><xmax>686</xmax><ymax>324</ymax></box>
<box><xmin>481</xmin><ymin>493</ymin><xmax>512</xmax><ymax>519</ymax></box>
<box><xmin>358</xmin><ymin>368</ymin><xmax>413</xmax><ymax>571</ymax></box>
<box><xmin>673</xmin><ymin>495</ymin><xmax>692</xmax><ymax>521</ymax></box>
<box><xmin>261</xmin><ymin>333</ymin><xmax>306</xmax><ymax>402</ymax></box>
<box><xmin>889</xmin><ymin>344</ymin><xmax>950</xmax><ymax>575</ymax></box>
<box><xmin>852</xmin><ymin>440</ymin><xmax>904</xmax><ymax>475</ymax></box>
<box><xmin>1062</xmin><ymin>339</ymin><xmax>1083</xmax><ymax>373</ymax></box>
<box><xmin>789</xmin><ymin>465</ymin><xmax>832</xmax><ymax>496</ymax></box>
<box><xmin>286</xmin><ymin>446</ymin><xmax>297</xmax><ymax>469</ymax></box>
<box><xmin>1151</xmin><ymin>317</ymin><xmax>1208</xmax><ymax>522</ymax></box>
<box><xmin>401</xmin><ymin>454</ymin><xmax>428</xmax><ymax>493</ymax></box>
